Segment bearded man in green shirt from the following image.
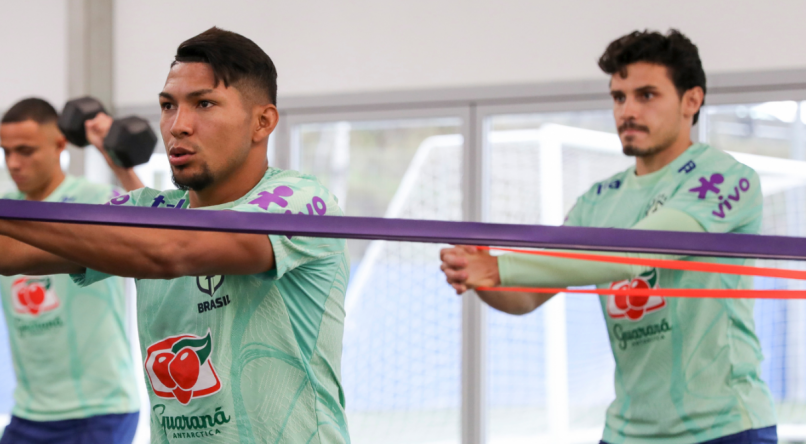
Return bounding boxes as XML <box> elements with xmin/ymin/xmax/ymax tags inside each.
<box><xmin>0</xmin><ymin>98</ymin><xmax>143</xmax><ymax>443</ymax></box>
<box><xmin>0</xmin><ymin>27</ymin><xmax>350</xmax><ymax>444</ymax></box>
<box><xmin>441</xmin><ymin>30</ymin><xmax>777</xmax><ymax>444</ymax></box>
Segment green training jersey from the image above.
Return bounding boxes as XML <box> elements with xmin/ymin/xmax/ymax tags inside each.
<box><xmin>73</xmin><ymin>168</ymin><xmax>351</xmax><ymax>444</ymax></box>
<box><xmin>0</xmin><ymin>175</ymin><xmax>139</xmax><ymax>421</ymax></box>
<box><xmin>564</xmin><ymin>144</ymin><xmax>776</xmax><ymax>443</ymax></box>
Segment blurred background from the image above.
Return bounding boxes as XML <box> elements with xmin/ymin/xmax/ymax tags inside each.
<box><xmin>2</xmin><ymin>1</ymin><xmax>806</xmax><ymax>443</ymax></box>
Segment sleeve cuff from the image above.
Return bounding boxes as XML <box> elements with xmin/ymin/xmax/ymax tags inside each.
<box><xmin>69</xmin><ymin>268</ymin><xmax>113</xmax><ymax>287</ymax></box>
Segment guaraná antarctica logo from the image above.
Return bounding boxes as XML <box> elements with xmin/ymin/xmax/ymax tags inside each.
<box><xmin>11</xmin><ymin>277</ymin><xmax>59</xmax><ymax>317</ymax></box>
<box><xmin>144</xmin><ymin>329</ymin><xmax>221</xmax><ymax>405</ymax></box>
<box><xmin>606</xmin><ymin>269</ymin><xmax>666</xmax><ymax>321</ymax></box>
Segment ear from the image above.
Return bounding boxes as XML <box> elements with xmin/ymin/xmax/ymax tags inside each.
<box><xmin>55</xmin><ymin>131</ymin><xmax>67</xmax><ymax>152</ymax></box>
<box><xmin>682</xmin><ymin>86</ymin><xmax>704</xmax><ymax>122</ymax></box>
<box><xmin>253</xmin><ymin>104</ymin><xmax>279</xmax><ymax>143</ymax></box>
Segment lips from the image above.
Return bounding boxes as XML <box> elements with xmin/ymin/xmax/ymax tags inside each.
<box><xmin>169</xmin><ymin>146</ymin><xmax>195</xmax><ymax>167</ymax></box>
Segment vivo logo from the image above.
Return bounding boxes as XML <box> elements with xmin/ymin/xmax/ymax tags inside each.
<box><xmin>712</xmin><ymin>178</ymin><xmax>751</xmax><ymax>219</ymax></box>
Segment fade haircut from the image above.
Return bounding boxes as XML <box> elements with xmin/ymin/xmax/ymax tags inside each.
<box><xmin>598</xmin><ymin>29</ymin><xmax>706</xmax><ymax>124</ymax></box>
<box><xmin>2</xmin><ymin>98</ymin><xmax>59</xmax><ymax>125</ymax></box>
<box><xmin>173</xmin><ymin>27</ymin><xmax>278</xmax><ymax>106</ymax></box>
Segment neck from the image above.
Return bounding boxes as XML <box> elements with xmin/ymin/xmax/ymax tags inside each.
<box><xmin>188</xmin><ymin>147</ymin><xmax>269</xmax><ymax>208</ymax></box>
<box><xmin>634</xmin><ymin>131</ymin><xmax>694</xmax><ymax>176</ymax></box>
<box><xmin>25</xmin><ymin>170</ymin><xmax>66</xmax><ymax>202</ymax></box>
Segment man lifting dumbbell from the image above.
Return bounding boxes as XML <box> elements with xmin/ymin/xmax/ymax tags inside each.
<box><xmin>0</xmin><ymin>98</ymin><xmax>143</xmax><ymax>443</ymax></box>
<box><xmin>58</xmin><ymin>96</ymin><xmax>157</xmax><ymax>191</ymax></box>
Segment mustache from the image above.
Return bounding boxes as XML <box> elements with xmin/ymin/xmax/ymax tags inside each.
<box><xmin>618</xmin><ymin>121</ymin><xmax>650</xmax><ymax>134</ymax></box>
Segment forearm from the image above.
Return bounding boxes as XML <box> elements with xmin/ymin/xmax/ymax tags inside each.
<box><xmin>499</xmin><ymin>251</ymin><xmax>644</xmax><ymax>287</ymax></box>
<box><xmin>498</xmin><ymin>207</ymin><xmax>705</xmax><ymax>288</ymax></box>
<box><xmin>0</xmin><ymin>219</ymin><xmax>274</xmax><ymax>279</ymax></box>
<box><xmin>476</xmin><ymin>289</ymin><xmax>555</xmax><ymax>315</ymax></box>
<box><xmin>0</xmin><ymin>235</ymin><xmax>84</xmax><ymax>276</ymax></box>
<box><xmin>0</xmin><ymin>220</ymin><xmax>178</xmax><ymax>278</ymax></box>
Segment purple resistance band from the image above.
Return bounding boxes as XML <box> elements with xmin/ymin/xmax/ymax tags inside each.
<box><xmin>1</xmin><ymin>199</ymin><xmax>805</xmax><ymax>261</ymax></box>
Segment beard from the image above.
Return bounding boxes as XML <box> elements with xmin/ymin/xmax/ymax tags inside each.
<box><xmin>619</xmin><ymin>121</ymin><xmax>678</xmax><ymax>158</ymax></box>
<box><xmin>172</xmin><ymin>163</ymin><xmax>215</xmax><ymax>191</ymax></box>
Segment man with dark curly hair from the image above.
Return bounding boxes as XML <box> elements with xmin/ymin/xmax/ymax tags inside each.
<box><xmin>441</xmin><ymin>30</ymin><xmax>777</xmax><ymax>444</ymax></box>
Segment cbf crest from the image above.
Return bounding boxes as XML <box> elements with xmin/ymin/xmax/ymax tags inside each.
<box><xmin>196</xmin><ymin>276</ymin><xmax>224</xmax><ymax>297</ymax></box>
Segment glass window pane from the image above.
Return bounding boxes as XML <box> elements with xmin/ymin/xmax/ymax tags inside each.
<box><xmin>294</xmin><ymin>117</ymin><xmax>462</xmax><ymax>444</ymax></box>
<box><xmin>487</xmin><ymin>111</ymin><xmax>623</xmax><ymax>443</ymax></box>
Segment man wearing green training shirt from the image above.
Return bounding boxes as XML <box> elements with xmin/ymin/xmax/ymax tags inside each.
<box><xmin>0</xmin><ymin>27</ymin><xmax>350</xmax><ymax>444</ymax></box>
<box><xmin>0</xmin><ymin>98</ymin><xmax>142</xmax><ymax>443</ymax></box>
<box><xmin>441</xmin><ymin>30</ymin><xmax>777</xmax><ymax>444</ymax></box>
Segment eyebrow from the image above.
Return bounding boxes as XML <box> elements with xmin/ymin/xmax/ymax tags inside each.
<box><xmin>1</xmin><ymin>144</ymin><xmax>37</xmax><ymax>151</ymax></box>
<box><xmin>158</xmin><ymin>89</ymin><xmax>215</xmax><ymax>101</ymax></box>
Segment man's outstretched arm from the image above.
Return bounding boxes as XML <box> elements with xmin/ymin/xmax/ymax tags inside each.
<box><xmin>0</xmin><ymin>219</ymin><xmax>275</xmax><ymax>279</ymax></box>
<box><xmin>0</xmin><ymin>235</ymin><xmax>84</xmax><ymax>276</ymax></box>
<box><xmin>440</xmin><ymin>208</ymin><xmax>705</xmax><ymax>315</ymax></box>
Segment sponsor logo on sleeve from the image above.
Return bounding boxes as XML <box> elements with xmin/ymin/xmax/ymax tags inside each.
<box><xmin>249</xmin><ymin>186</ymin><xmax>329</xmax><ymax>216</ymax></box>
<box><xmin>606</xmin><ymin>269</ymin><xmax>665</xmax><ymax>321</ymax></box>
<box><xmin>12</xmin><ymin>277</ymin><xmax>59</xmax><ymax>317</ymax></box>
<box><xmin>105</xmin><ymin>195</ymin><xmax>131</xmax><ymax>206</ymax></box>
<box><xmin>249</xmin><ymin>185</ymin><xmax>294</xmax><ymax>210</ymax></box>
<box><xmin>711</xmin><ymin>178</ymin><xmax>751</xmax><ymax>219</ymax></box>
<box><xmin>144</xmin><ymin>330</ymin><xmax>222</xmax><ymax>405</ymax></box>
<box><xmin>689</xmin><ymin>173</ymin><xmax>724</xmax><ymax>199</ymax></box>
<box><xmin>595</xmin><ymin>179</ymin><xmax>622</xmax><ymax>195</ymax></box>
<box><xmin>678</xmin><ymin>160</ymin><xmax>696</xmax><ymax>174</ymax></box>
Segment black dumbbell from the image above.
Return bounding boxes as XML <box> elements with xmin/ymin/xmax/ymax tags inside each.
<box><xmin>58</xmin><ymin>97</ymin><xmax>157</xmax><ymax>168</ymax></box>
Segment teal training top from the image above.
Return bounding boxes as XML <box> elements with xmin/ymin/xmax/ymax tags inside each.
<box><xmin>550</xmin><ymin>144</ymin><xmax>775</xmax><ymax>443</ymax></box>
<box><xmin>72</xmin><ymin>168</ymin><xmax>351</xmax><ymax>444</ymax></box>
<box><xmin>0</xmin><ymin>176</ymin><xmax>140</xmax><ymax>421</ymax></box>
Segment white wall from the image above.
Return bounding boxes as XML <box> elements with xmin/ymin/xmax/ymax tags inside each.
<box><xmin>114</xmin><ymin>0</ymin><xmax>806</xmax><ymax>108</ymax></box>
<box><xmin>0</xmin><ymin>0</ymin><xmax>67</xmax><ymax>112</ymax></box>
<box><xmin>1</xmin><ymin>1</ymin><xmax>802</xmax><ymax>110</ymax></box>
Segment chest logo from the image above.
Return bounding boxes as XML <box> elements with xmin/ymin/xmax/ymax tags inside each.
<box><xmin>606</xmin><ymin>269</ymin><xmax>665</xmax><ymax>321</ymax></box>
<box><xmin>144</xmin><ymin>330</ymin><xmax>222</xmax><ymax>405</ymax></box>
<box><xmin>11</xmin><ymin>277</ymin><xmax>60</xmax><ymax>317</ymax></box>
<box><xmin>197</xmin><ymin>276</ymin><xmax>224</xmax><ymax>297</ymax></box>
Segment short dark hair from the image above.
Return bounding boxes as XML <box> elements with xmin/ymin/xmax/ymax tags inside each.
<box><xmin>173</xmin><ymin>27</ymin><xmax>278</xmax><ymax>106</ymax></box>
<box><xmin>598</xmin><ymin>29</ymin><xmax>706</xmax><ymax>125</ymax></box>
<box><xmin>2</xmin><ymin>98</ymin><xmax>59</xmax><ymax>125</ymax></box>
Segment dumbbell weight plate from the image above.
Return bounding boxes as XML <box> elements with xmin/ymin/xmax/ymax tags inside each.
<box><xmin>58</xmin><ymin>97</ymin><xmax>106</xmax><ymax>147</ymax></box>
<box><xmin>103</xmin><ymin>116</ymin><xmax>158</xmax><ymax>168</ymax></box>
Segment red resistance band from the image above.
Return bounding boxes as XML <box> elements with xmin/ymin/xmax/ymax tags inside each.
<box><xmin>473</xmin><ymin>246</ymin><xmax>806</xmax><ymax>299</ymax></box>
<box><xmin>474</xmin><ymin>287</ymin><xmax>806</xmax><ymax>300</ymax></box>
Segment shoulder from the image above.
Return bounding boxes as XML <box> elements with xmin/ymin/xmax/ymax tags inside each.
<box><xmin>106</xmin><ymin>187</ymin><xmax>189</xmax><ymax>208</ymax></box>
<box><xmin>683</xmin><ymin>144</ymin><xmax>758</xmax><ymax>178</ymax></box>
<box><xmin>664</xmin><ymin>145</ymin><xmax>761</xmax><ymax>233</ymax></box>
<box><xmin>69</xmin><ymin>177</ymin><xmax>124</xmax><ymax>204</ymax></box>
<box><xmin>671</xmin><ymin>145</ymin><xmax>760</xmax><ymax>200</ymax></box>
<box><xmin>1</xmin><ymin>189</ymin><xmax>23</xmax><ymax>200</ymax></box>
<box><xmin>239</xmin><ymin>168</ymin><xmax>343</xmax><ymax>216</ymax></box>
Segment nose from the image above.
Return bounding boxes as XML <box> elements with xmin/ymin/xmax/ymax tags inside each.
<box><xmin>619</xmin><ymin>96</ymin><xmax>639</xmax><ymax>121</ymax></box>
<box><xmin>5</xmin><ymin>152</ymin><xmax>21</xmax><ymax>171</ymax></box>
<box><xmin>169</xmin><ymin>105</ymin><xmax>194</xmax><ymax>139</ymax></box>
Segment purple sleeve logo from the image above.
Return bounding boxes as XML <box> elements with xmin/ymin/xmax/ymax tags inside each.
<box><xmin>105</xmin><ymin>195</ymin><xmax>130</xmax><ymax>206</ymax></box>
<box><xmin>688</xmin><ymin>173</ymin><xmax>724</xmax><ymax>199</ymax></box>
<box><xmin>712</xmin><ymin>178</ymin><xmax>751</xmax><ymax>219</ymax></box>
<box><xmin>287</xmin><ymin>196</ymin><xmax>327</xmax><ymax>216</ymax></box>
<box><xmin>248</xmin><ymin>186</ymin><xmax>294</xmax><ymax>210</ymax></box>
